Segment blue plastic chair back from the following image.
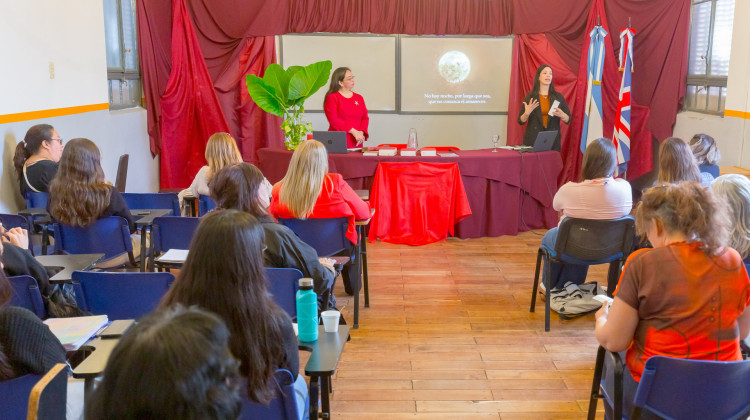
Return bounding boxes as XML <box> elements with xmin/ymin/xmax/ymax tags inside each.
<box><xmin>0</xmin><ymin>213</ymin><xmax>30</xmax><ymax>231</ymax></box>
<box><xmin>198</xmin><ymin>195</ymin><xmax>216</xmax><ymax>216</ymax></box>
<box><xmin>239</xmin><ymin>369</ymin><xmax>298</xmax><ymax>420</ymax></box>
<box><xmin>53</xmin><ymin>217</ymin><xmax>132</xmax><ymax>260</ymax></box>
<box><xmin>0</xmin><ymin>373</ymin><xmax>44</xmax><ymax>420</ymax></box>
<box><xmin>7</xmin><ymin>275</ymin><xmax>46</xmax><ymax>319</ymax></box>
<box><xmin>151</xmin><ymin>216</ymin><xmax>200</xmax><ymax>254</ymax></box>
<box><xmin>277</xmin><ymin>217</ymin><xmax>350</xmax><ymax>258</ymax></box>
<box><xmin>632</xmin><ymin>356</ymin><xmax>750</xmax><ymax>420</ymax></box>
<box><xmin>264</xmin><ymin>267</ymin><xmax>302</xmax><ymax>318</ymax></box>
<box><xmin>23</xmin><ymin>191</ymin><xmax>49</xmax><ymax>209</ymax></box>
<box><xmin>72</xmin><ymin>271</ymin><xmax>174</xmax><ymax>320</ymax></box>
<box><xmin>122</xmin><ymin>192</ymin><xmax>179</xmax><ymax>216</ymax></box>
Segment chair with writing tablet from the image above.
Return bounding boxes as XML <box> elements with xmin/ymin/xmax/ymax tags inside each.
<box><xmin>198</xmin><ymin>195</ymin><xmax>216</xmax><ymax>216</ymax></box>
<box><xmin>264</xmin><ymin>267</ymin><xmax>302</xmax><ymax>318</ymax></box>
<box><xmin>151</xmin><ymin>216</ymin><xmax>200</xmax><ymax>270</ymax></box>
<box><xmin>7</xmin><ymin>275</ymin><xmax>47</xmax><ymax>319</ymax></box>
<box><xmin>240</xmin><ymin>369</ymin><xmax>299</xmax><ymax>420</ymax></box>
<box><xmin>54</xmin><ymin>216</ymin><xmax>138</xmax><ymax>268</ymax></box>
<box><xmin>0</xmin><ymin>363</ymin><xmax>68</xmax><ymax>420</ymax></box>
<box><xmin>72</xmin><ymin>270</ymin><xmax>174</xmax><ymax>320</ymax></box>
<box><xmin>122</xmin><ymin>192</ymin><xmax>180</xmax><ymax>216</ymax></box>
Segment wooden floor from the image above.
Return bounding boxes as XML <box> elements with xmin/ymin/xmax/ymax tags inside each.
<box><xmin>328</xmin><ymin>231</ymin><xmax>607</xmax><ymax>419</ymax></box>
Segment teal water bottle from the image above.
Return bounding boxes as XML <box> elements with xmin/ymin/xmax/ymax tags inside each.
<box><xmin>296</xmin><ymin>278</ymin><xmax>318</xmax><ymax>342</ymax></box>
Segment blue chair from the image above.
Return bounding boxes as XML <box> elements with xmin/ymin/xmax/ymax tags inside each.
<box><xmin>54</xmin><ymin>216</ymin><xmax>137</xmax><ymax>267</ymax></box>
<box><xmin>277</xmin><ymin>217</ymin><xmax>365</xmax><ymax>328</ymax></box>
<box><xmin>23</xmin><ymin>191</ymin><xmax>49</xmax><ymax>209</ymax></box>
<box><xmin>0</xmin><ymin>363</ymin><xmax>67</xmax><ymax>420</ymax></box>
<box><xmin>122</xmin><ymin>192</ymin><xmax>179</xmax><ymax>216</ymax></box>
<box><xmin>264</xmin><ymin>267</ymin><xmax>302</xmax><ymax>318</ymax></box>
<box><xmin>529</xmin><ymin>216</ymin><xmax>636</xmax><ymax>331</ymax></box>
<box><xmin>198</xmin><ymin>195</ymin><xmax>216</xmax><ymax>216</ymax></box>
<box><xmin>8</xmin><ymin>275</ymin><xmax>46</xmax><ymax>319</ymax></box>
<box><xmin>71</xmin><ymin>271</ymin><xmax>175</xmax><ymax>320</ymax></box>
<box><xmin>240</xmin><ymin>369</ymin><xmax>298</xmax><ymax>420</ymax></box>
<box><xmin>587</xmin><ymin>346</ymin><xmax>750</xmax><ymax>420</ymax></box>
<box><xmin>0</xmin><ymin>213</ymin><xmax>36</xmax><ymax>254</ymax></box>
<box><xmin>151</xmin><ymin>216</ymin><xmax>200</xmax><ymax>269</ymax></box>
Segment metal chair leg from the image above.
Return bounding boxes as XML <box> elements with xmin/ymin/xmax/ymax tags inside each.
<box><xmin>587</xmin><ymin>345</ymin><xmax>607</xmax><ymax>420</ymax></box>
<box><xmin>361</xmin><ymin>230</ymin><xmax>369</xmax><ymax>307</ymax></box>
<box><xmin>544</xmin><ymin>259</ymin><xmax>551</xmax><ymax>332</ymax></box>
<box><xmin>530</xmin><ymin>248</ymin><xmax>543</xmax><ymax>312</ymax></box>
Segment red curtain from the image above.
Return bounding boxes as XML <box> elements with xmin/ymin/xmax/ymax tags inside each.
<box><xmin>137</xmin><ymin>0</ymin><xmax>690</xmax><ymax>187</ymax></box>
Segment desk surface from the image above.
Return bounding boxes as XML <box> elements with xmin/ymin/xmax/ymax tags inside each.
<box><xmin>35</xmin><ymin>253</ymin><xmax>104</xmax><ymax>283</ymax></box>
<box><xmin>300</xmin><ymin>325</ymin><xmax>349</xmax><ymax>376</ymax></box>
<box><xmin>133</xmin><ymin>209</ymin><xmax>173</xmax><ymax>225</ymax></box>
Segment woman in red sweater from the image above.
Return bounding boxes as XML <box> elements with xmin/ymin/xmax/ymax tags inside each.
<box><xmin>269</xmin><ymin>139</ymin><xmax>370</xmax><ymax>294</ymax></box>
<box><xmin>323</xmin><ymin>67</ymin><xmax>369</xmax><ymax>148</ymax></box>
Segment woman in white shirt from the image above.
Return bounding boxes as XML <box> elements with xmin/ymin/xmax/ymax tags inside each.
<box><xmin>540</xmin><ymin>138</ymin><xmax>632</xmax><ymax>291</ymax></box>
<box><xmin>179</xmin><ymin>133</ymin><xmax>272</xmax><ymax>211</ymax></box>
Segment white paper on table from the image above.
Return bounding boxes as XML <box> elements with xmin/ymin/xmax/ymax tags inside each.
<box><xmin>157</xmin><ymin>249</ymin><xmax>189</xmax><ymax>263</ymax></box>
<box><xmin>548</xmin><ymin>100</ymin><xmax>560</xmax><ymax>116</ymax></box>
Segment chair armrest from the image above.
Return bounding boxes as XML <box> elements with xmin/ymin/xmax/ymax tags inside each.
<box><xmin>27</xmin><ymin>363</ymin><xmax>68</xmax><ymax>420</ymax></box>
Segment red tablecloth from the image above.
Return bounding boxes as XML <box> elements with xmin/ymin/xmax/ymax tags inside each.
<box><xmin>368</xmin><ymin>162</ymin><xmax>472</xmax><ymax>245</ymax></box>
<box><xmin>257</xmin><ymin>148</ymin><xmax>562</xmax><ymax>239</ymax></box>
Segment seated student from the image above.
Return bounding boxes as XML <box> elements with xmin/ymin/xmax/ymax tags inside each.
<box><xmin>540</xmin><ymin>138</ymin><xmax>632</xmax><ymax>292</ymax></box>
<box><xmin>712</xmin><ymin>174</ymin><xmax>750</xmax><ymax>270</ymax></box>
<box><xmin>690</xmin><ymin>133</ymin><xmax>721</xmax><ymax>183</ymax></box>
<box><xmin>210</xmin><ymin>163</ymin><xmax>337</xmax><ymax>310</ymax></box>
<box><xmin>0</xmin><ymin>239</ymin><xmax>66</xmax><ymax>381</ymax></box>
<box><xmin>159</xmin><ymin>210</ymin><xmax>308</xmax><ymax>420</ymax></box>
<box><xmin>269</xmin><ymin>139</ymin><xmax>370</xmax><ymax>295</ymax></box>
<box><xmin>47</xmin><ymin>138</ymin><xmax>139</xmax><ymax>268</ymax></box>
<box><xmin>595</xmin><ymin>182</ymin><xmax>750</xmax><ymax>417</ymax></box>
<box><xmin>178</xmin><ymin>132</ymin><xmax>273</xmax><ymax>211</ymax></box>
<box><xmin>657</xmin><ymin>137</ymin><xmax>703</xmax><ymax>186</ymax></box>
<box><xmin>13</xmin><ymin>124</ymin><xmax>64</xmax><ymax>195</ymax></box>
<box><xmin>85</xmin><ymin>305</ymin><xmax>242</xmax><ymax>420</ymax></box>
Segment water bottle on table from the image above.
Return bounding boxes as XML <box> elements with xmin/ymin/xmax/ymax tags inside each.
<box><xmin>296</xmin><ymin>278</ymin><xmax>318</xmax><ymax>342</ymax></box>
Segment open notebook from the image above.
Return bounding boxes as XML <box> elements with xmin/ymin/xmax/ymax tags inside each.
<box><xmin>44</xmin><ymin>315</ymin><xmax>109</xmax><ymax>351</ymax></box>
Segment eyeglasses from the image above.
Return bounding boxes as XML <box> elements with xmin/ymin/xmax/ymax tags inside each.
<box><xmin>49</xmin><ymin>137</ymin><xmax>63</xmax><ymax>145</ymax></box>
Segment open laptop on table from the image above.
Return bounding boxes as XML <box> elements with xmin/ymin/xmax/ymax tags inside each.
<box><xmin>531</xmin><ymin>130</ymin><xmax>557</xmax><ymax>152</ymax></box>
<box><xmin>313</xmin><ymin>131</ymin><xmax>348</xmax><ymax>154</ymax></box>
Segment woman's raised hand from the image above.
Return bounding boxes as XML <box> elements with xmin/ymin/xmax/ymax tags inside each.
<box><xmin>523</xmin><ymin>98</ymin><xmax>539</xmax><ymax>116</ymax></box>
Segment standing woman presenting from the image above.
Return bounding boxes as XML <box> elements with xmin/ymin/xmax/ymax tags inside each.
<box><xmin>323</xmin><ymin>67</ymin><xmax>369</xmax><ymax>148</ymax></box>
<box><xmin>518</xmin><ymin>64</ymin><xmax>570</xmax><ymax>152</ymax></box>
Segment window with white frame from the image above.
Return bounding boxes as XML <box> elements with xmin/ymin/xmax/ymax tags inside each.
<box><xmin>103</xmin><ymin>0</ymin><xmax>141</xmax><ymax>109</ymax></box>
<box><xmin>685</xmin><ymin>0</ymin><xmax>734</xmax><ymax>114</ymax></box>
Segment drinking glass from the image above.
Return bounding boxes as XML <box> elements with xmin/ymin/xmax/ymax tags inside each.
<box><xmin>491</xmin><ymin>134</ymin><xmax>500</xmax><ymax>152</ymax></box>
<box><xmin>407</xmin><ymin>128</ymin><xmax>418</xmax><ymax>149</ymax></box>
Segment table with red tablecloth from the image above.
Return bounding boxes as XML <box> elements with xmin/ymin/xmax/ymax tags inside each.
<box><xmin>257</xmin><ymin>148</ymin><xmax>562</xmax><ymax>239</ymax></box>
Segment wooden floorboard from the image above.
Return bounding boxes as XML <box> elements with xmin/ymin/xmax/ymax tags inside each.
<box><xmin>328</xmin><ymin>232</ymin><xmax>606</xmax><ymax>419</ymax></box>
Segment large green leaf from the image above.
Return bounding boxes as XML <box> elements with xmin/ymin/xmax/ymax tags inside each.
<box><xmin>246</xmin><ymin>74</ymin><xmax>285</xmax><ymax>117</ymax></box>
<box><xmin>288</xmin><ymin>60</ymin><xmax>332</xmax><ymax>101</ymax></box>
<box><xmin>286</xmin><ymin>65</ymin><xmax>303</xmax><ymax>80</ymax></box>
<box><xmin>263</xmin><ymin>64</ymin><xmax>289</xmax><ymax>104</ymax></box>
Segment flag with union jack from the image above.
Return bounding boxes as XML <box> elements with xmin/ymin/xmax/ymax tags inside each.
<box><xmin>613</xmin><ymin>27</ymin><xmax>634</xmax><ymax>173</ymax></box>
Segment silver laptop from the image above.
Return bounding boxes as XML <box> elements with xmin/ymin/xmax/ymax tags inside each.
<box><xmin>532</xmin><ymin>130</ymin><xmax>557</xmax><ymax>152</ymax></box>
<box><xmin>313</xmin><ymin>131</ymin><xmax>348</xmax><ymax>154</ymax></box>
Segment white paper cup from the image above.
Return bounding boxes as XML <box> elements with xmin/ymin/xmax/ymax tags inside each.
<box><xmin>321</xmin><ymin>310</ymin><xmax>340</xmax><ymax>333</ymax></box>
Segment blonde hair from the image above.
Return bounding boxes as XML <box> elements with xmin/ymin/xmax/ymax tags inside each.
<box><xmin>205</xmin><ymin>133</ymin><xmax>242</xmax><ymax>181</ymax></box>
<box><xmin>278</xmin><ymin>140</ymin><xmax>329</xmax><ymax>218</ymax></box>
<box><xmin>712</xmin><ymin>174</ymin><xmax>750</xmax><ymax>258</ymax></box>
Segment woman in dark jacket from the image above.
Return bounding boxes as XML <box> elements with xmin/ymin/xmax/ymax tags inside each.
<box><xmin>518</xmin><ymin>64</ymin><xmax>571</xmax><ymax>151</ymax></box>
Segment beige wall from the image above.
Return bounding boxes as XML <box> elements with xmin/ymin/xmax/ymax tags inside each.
<box><xmin>674</xmin><ymin>0</ymin><xmax>750</xmax><ymax>168</ymax></box>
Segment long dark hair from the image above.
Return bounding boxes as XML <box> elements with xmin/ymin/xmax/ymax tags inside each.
<box><xmin>85</xmin><ymin>305</ymin><xmax>241</xmax><ymax>420</ymax></box>
<box><xmin>581</xmin><ymin>138</ymin><xmax>617</xmax><ymax>181</ymax></box>
<box><xmin>13</xmin><ymin>124</ymin><xmax>55</xmax><ymax>178</ymax></box>
<box><xmin>658</xmin><ymin>137</ymin><xmax>702</xmax><ymax>185</ymax></box>
<box><xmin>48</xmin><ymin>138</ymin><xmax>111</xmax><ymax>226</ymax></box>
<box><xmin>323</xmin><ymin>66</ymin><xmax>351</xmax><ymax>107</ymax></box>
<box><xmin>529</xmin><ymin>64</ymin><xmax>560</xmax><ymax>102</ymax></box>
<box><xmin>210</xmin><ymin>163</ymin><xmax>269</xmax><ymax>220</ymax></box>
<box><xmin>159</xmin><ymin>210</ymin><xmax>291</xmax><ymax>404</ymax></box>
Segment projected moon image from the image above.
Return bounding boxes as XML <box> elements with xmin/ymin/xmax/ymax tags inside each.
<box><xmin>438</xmin><ymin>51</ymin><xmax>471</xmax><ymax>84</ymax></box>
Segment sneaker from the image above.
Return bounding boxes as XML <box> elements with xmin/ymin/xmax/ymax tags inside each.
<box><xmin>538</xmin><ymin>281</ymin><xmax>546</xmax><ymax>295</ymax></box>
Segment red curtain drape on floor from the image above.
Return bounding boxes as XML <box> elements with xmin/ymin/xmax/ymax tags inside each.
<box><xmin>137</xmin><ymin>0</ymin><xmax>690</xmax><ymax>187</ymax></box>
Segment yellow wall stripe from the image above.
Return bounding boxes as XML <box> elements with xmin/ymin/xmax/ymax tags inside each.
<box><xmin>0</xmin><ymin>103</ymin><xmax>110</xmax><ymax>125</ymax></box>
<box><xmin>725</xmin><ymin>109</ymin><xmax>750</xmax><ymax>120</ymax></box>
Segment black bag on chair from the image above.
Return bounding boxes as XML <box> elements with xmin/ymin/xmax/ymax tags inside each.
<box><xmin>44</xmin><ymin>284</ymin><xmax>88</xmax><ymax>318</ymax></box>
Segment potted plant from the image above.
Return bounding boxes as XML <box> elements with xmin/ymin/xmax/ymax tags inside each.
<box><xmin>246</xmin><ymin>60</ymin><xmax>332</xmax><ymax>150</ymax></box>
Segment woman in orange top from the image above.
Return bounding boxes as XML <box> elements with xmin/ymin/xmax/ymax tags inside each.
<box><xmin>518</xmin><ymin>64</ymin><xmax>570</xmax><ymax>152</ymax></box>
<box><xmin>269</xmin><ymin>139</ymin><xmax>370</xmax><ymax>294</ymax></box>
<box><xmin>595</xmin><ymin>182</ymin><xmax>750</xmax><ymax>416</ymax></box>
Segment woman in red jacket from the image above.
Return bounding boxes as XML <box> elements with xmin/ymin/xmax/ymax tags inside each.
<box><xmin>269</xmin><ymin>139</ymin><xmax>370</xmax><ymax>294</ymax></box>
<box><xmin>323</xmin><ymin>67</ymin><xmax>369</xmax><ymax>148</ymax></box>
